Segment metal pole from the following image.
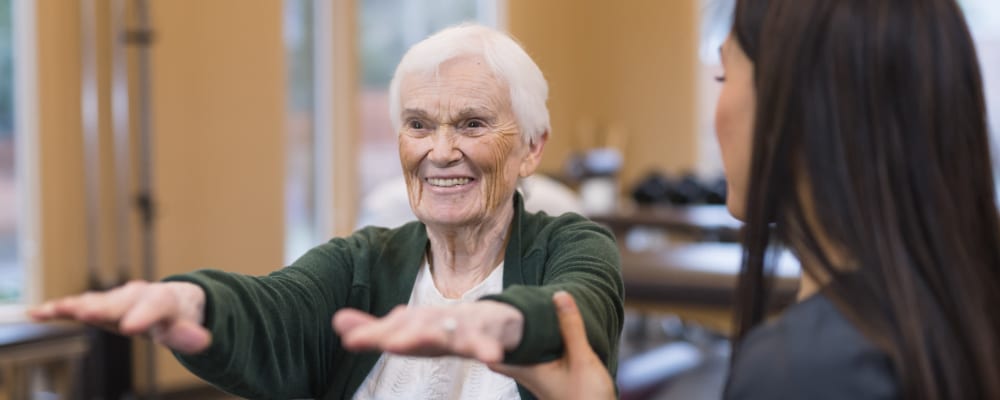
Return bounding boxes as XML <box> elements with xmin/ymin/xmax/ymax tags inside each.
<box><xmin>83</xmin><ymin>2</ymin><xmax>136</xmax><ymax>399</ymax></box>
<box><xmin>129</xmin><ymin>0</ymin><xmax>158</xmax><ymax>397</ymax></box>
<box><xmin>80</xmin><ymin>0</ymin><xmax>102</xmax><ymax>292</ymax></box>
<box><xmin>111</xmin><ymin>0</ymin><xmax>148</xmax><ymax>398</ymax></box>
<box><xmin>111</xmin><ymin>0</ymin><xmax>131</xmax><ymax>284</ymax></box>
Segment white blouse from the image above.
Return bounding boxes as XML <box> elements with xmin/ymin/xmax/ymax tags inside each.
<box><xmin>352</xmin><ymin>261</ymin><xmax>521</xmax><ymax>400</ymax></box>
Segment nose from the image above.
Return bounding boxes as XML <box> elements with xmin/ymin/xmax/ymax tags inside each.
<box><xmin>426</xmin><ymin>127</ymin><xmax>462</xmax><ymax>167</ymax></box>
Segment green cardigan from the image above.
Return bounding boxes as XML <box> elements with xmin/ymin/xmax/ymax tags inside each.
<box><xmin>166</xmin><ymin>194</ymin><xmax>624</xmax><ymax>399</ymax></box>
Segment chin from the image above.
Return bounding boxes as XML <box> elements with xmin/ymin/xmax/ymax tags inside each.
<box><xmin>416</xmin><ymin>210</ymin><xmax>477</xmax><ymax>228</ymax></box>
<box><xmin>726</xmin><ymin>198</ymin><xmax>746</xmax><ymax>222</ymax></box>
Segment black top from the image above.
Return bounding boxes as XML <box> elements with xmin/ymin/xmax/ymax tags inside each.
<box><xmin>724</xmin><ymin>294</ymin><xmax>899</xmax><ymax>400</ymax></box>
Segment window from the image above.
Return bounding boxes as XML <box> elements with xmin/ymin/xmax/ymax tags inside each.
<box><xmin>357</xmin><ymin>0</ymin><xmax>503</xmax><ymax>201</ymax></box>
<box><xmin>283</xmin><ymin>0</ymin><xmax>322</xmax><ymax>264</ymax></box>
<box><xmin>959</xmin><ymin>0</ymin><xmax>1000</xmax><ymax>195</ymax></box>
<box><xmin>284</xmin><ymin>0</ymin><xmax>333</xmax><ymax>264</ymax></box>
<box><xmin>0</xmin><ymin>0</ymin><xmax>36</xmax><ymax>315</ymax></box>
<box><xmin>0</xmin><ymin>0</ymin><xmax>18</xmax><ymax>305</ymax></box>
<box><xmin>695</xmin><ymin>0</ymin><xmax>733</xmax><ymax>177</ymax></box>
<box><xmin>696</xmin><ymin>0</ymin><xmax>1000</xmax><ymax>190</ymax></box>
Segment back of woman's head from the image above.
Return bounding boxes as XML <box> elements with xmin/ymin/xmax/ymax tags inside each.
<box><xmin>731</xmin><ymin>0</ymin><xmax>1000</xmax><ymax>398</ymax></box>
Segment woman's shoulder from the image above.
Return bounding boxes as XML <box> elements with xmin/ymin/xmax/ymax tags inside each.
<box><xmin>724</xmin><ymin>294</ymin><xmax>898</xmax><ymax>400</ymax></box>
<box><xmin>522</xmin><ymin>207</ymin><xmax>612</xmax><ymax>238</ymax></box>
<box><xmin>520</xmin><ymin>210</ymin><xmax>618</xmax><ymax>255</ymax></box>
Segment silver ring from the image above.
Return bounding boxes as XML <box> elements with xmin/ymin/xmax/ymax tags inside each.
<box><xmin>441</xmin><ymin>317</ymin><xmax>458</xmax><ymax>335</ymax></box>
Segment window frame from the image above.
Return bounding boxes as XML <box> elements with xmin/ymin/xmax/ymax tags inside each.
<box><xmin>0</xmin><ymin>0</ymin><xmax>39</xmax><ymax>321</ymax></box>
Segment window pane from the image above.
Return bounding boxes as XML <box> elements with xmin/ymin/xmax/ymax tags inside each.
<box><xmin>696</xmin><ymin>0</ymin><xmax>733</xmax><ymax>177</ymax></box>
<box><xmin>959</xmin><ymin>0</ymin><xmax>1000</xmax><ymax>196</ymax></box>
<box><xmin>357</xmin><ymin>0</ymin><xmax>497</xmax><ymax>214</ymax></box>
<box><xmin>0</xmin><ymin>0</ymin><xmax>19</xmax><ymax>304</ymax></box>
<box><xmin>284</xmin><ymin>0</ymin><xmax>318</xmax><ymax>264</ymax></box>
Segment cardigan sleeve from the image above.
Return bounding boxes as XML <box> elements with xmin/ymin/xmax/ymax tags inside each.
<box><xmin>482</xmin><ymin>215</ymin><xmax>624</xmax><ymax>372</ymax></box>
<box><xmin>163</xmin><ymin>231</ymin><xmax>373</xmax><ymax>399</ymax></box>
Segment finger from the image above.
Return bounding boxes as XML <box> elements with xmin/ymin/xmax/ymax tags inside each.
<box><xmin>473</xmin><ymin>341</ymin><xmax>504</xmax><ymax>364</ymax></box>
<box><xmin>332</xmin><ymin>308</ymin><xmax>378</xmax><ymax>336</ymax></box>
<box><xmin>119</xmin><ymin>287</ymin><xmax>179</xmax><ymax>335</ymax></box>
<box><xmin>28</xmin><ymin>299</ymin><xmax>91</xmax><ymax>322</ymax></box>
<box><xmin>68</xmin><ymin>292</ymin><xmax>111</xmax><ymax>323</ymax></box>
<box><xmin>454</xmin><ymin>332</ymin><xmax>504</xmax><ymax>364</ymax></box>
<box><xmin>30</xmin><ymin>290</ymin><xmax>131</xmax><ymax>333</ymax></box>
<box><xmin>487</xmin><ymin>362</ymin><xmax>530</xmax><ymax>379</ymax></box>
<box><xmin>74</xmin><ymin>282</ymin><xmax>147</xmax><ymax>324</ymax></box>
<box><xmin>552</xmin><ymin>291</ymin><xmax>591</xmax><ymax>362</ymax></box>
<box><xmin>487</xmin><ymin>362</ymin><xmax>552</xmax><ymax>400</ymax></box>
<box><xmin>47</xmin><ymin>295</ymin><xmax>88</xmax><ymax>319</ymax></box>
<box><xmin>340</xmin><ymin>306</ymin><xmax>410</xmax><ymax>350</ymax></box>
<box><xmin>27</xmin><ymin>301</ymin><xmax>59</xmax><ymax>320</ymax></box>
<box><xmin>382</xmin><ymin>322</ymin><xmax>446</xmax><ymax>356</ymax></box>
<box><xmin>47</xmin><ymin>294</ymin><xmax>110</xmax><ymax>323</ymax></box>
<box><xmin>385</xmin><ymin>308</ymin><xmax>465</xmax><ymax>355</ymax></box>
<box><xmin>157</xmin><ymin>319</ymin><xmax>213</xmax><ymax>355</ymax></box>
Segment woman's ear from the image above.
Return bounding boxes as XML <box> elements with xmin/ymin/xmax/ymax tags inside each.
<box><xmin>519</xmin><ymin>132</ymin><xmax>548</xmax><ymax>177</ymax></box>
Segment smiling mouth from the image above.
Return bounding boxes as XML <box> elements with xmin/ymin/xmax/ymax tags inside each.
<box><xmin>426</xmin><ymin>177</ymin><xmax>474</xmax><ymax>187</ymax></box>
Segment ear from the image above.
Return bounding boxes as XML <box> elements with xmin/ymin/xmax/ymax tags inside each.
<box><xmin>519</xmin><ymin>132</ymin><xmax>548</xmax><ymax>177</ymax></box>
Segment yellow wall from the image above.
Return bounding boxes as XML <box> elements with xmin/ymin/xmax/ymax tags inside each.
<box><xmin>147</xmin><ymin>0</ymin><xmax>286</xmax><ymax>390</ymax></box>
<box><xmin>506</xmin><ymin>0</ymin><xmax>601</xmax><ymax>178</ymax></box>
<box><xmin>36</xmin><ymin>0</ymin><xmax>88</xmax><ymax>304</ymax></box>
<box><xmin>509</xmin><ymin>0</ymin><xmax>700</xmax><ymax>187</ymax></box>
<box><xmin>327</xmin><ymin>0</ymin><xmax>361</xmax><ymax>238</ymax></box>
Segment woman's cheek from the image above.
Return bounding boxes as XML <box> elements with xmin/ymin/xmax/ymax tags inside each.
<box><xmin>478</xmin><ymin>129</ymin><xmax>520</xmax><ymax>213</ymax></box>
<box><xmin>399</xmin><ymin>134</ymin><xmax>427</xmax><ymax>206</ymax></box>
<box><xmin>398</xmin><ymin>135</ymin><xmax>425</xmax><ymax>174</ymax></box>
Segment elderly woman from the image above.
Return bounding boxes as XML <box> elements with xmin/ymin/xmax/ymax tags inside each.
<box><xmin>29</xmin><ymin>24</ymin><xmax>624</xmax><ymax>400</ymax></box>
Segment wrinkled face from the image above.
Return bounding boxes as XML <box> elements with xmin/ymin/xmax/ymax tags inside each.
<box><xmin>397</xmin><ymin>56</ymin><xmax>545</xmax><ymax>228</ymax></box>
<box><xmin>715</xmin><ymin>35</ymin><xmax>757</xmax><ymax>220</ymax></box>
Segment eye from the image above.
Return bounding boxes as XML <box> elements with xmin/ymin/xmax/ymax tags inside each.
<box><xmin>465</xmin><ymin>119</ymin><xmax>487</xmax><ymax>129</ymax></box>
<box><xmin>714</xmin><ymin>75</ymin><xmax>726</xmax><ymax>83</ymax></box>
<box><xmin>407</xmin><ymin>119</ymin><xmax>425</xmax><ymax>130</ymax></box>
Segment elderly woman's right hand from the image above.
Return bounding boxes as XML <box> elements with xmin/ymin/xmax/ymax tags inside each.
<box><xmin>27</xmin><ymin>280</ymin><xmax>211</xmax><ymax>354</ymax></box>
<box><xmin>334</xmin><ymin>300</ymin><xmax>524</xmax><ymax>363</ymax></box>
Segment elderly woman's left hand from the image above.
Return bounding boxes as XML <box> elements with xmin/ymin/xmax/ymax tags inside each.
<box><xmin>332</xmin><ymin>301</ymin><xmax>524</xmax><ymax>363</ymax></box>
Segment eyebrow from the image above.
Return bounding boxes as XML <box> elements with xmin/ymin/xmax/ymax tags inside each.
<box><xmin>401</xmin><ymin>108</ymin><xmax>431</xmax><ymax>119</ymax></box>
<box><xmin>454</xmin><ymin>106</ymin><xmax>497</xmax><ymax>121</ymax></box>
<box><xmin>401</xmin><ymin>106</ymin><xmax>497</xmax><ymax>122</ymax></box>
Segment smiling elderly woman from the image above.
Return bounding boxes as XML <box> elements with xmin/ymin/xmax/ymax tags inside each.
<box><xmin>29</xmin><ymin>24</ymin><xmax>624</xmax><ymax>400</ymax></box>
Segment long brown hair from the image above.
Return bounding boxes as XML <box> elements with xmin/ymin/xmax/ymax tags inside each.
<box><xmin>731</xmin><ymin>0</ymin><xmax>1000</xmax><ymax>398</ymax></box>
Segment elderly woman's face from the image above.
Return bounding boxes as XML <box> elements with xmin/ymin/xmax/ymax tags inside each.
<box><xmin>397</xmin><ymin>56</ymin><xmax>544</xmax><ymax>228</ymax></box>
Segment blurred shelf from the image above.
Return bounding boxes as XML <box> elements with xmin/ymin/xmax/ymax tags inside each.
<box><xmin>589</xmin><ymin>204</ymin><xmax>742</xmax><ymax>242</ymax></box>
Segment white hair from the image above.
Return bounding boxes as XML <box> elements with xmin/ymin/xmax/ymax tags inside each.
<box><xmin>388</xmin><ymin>23</ymin><xmax>551</xmax><ymax>143</ymax></box>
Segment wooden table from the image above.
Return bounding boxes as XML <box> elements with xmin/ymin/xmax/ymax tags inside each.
<box><xmin>621</xmin><ymin>242</ymin><xmax>800</xmax><ymax>306</ymax></box>
<box><xmin>0</xmin><ymin>322</ymin><xmax>90</xmax><ymax>400</ymax></box>
<box><xmin>619</xmin><ymin>242</ymin><xmax>800</xmax><ymax>334</ymax></box>
<box><xmin>589</xmin><ymin>204</ymin><xmax>743</xmax><ymax>242</ymax></box>
<box><xmin>590</xmin><ymin>207</ymin><xmax>799</xmax><ymax>398</ymax></box>
<box><xmin>615</xmin><ymin>243</ymin><xmax>801</xmax><ymax>399</ymax></box>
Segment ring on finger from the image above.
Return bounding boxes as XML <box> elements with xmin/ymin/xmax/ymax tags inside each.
<box><xmin>441</xmin><ymin>317</ymin><xmax>458</xmax><ymax>337</ymax></box>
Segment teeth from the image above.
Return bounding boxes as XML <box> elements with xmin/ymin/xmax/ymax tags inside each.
<box><xmin>427</xmin><ymin>178</ymin><xmax>472</xmax><ymax>187</ymax></box>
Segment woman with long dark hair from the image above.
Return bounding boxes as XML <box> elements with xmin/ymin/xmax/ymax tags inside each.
<box><xmin>491</xmin><ymin>0</ymin><xmax>1000</xmax><ymax>398</ymax></box>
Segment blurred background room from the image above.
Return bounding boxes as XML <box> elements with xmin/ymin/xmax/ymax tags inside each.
<box><xmin>1</xmin><ymin>0</ymin><xmax>998</xmax><ymax>399</ymax></box>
